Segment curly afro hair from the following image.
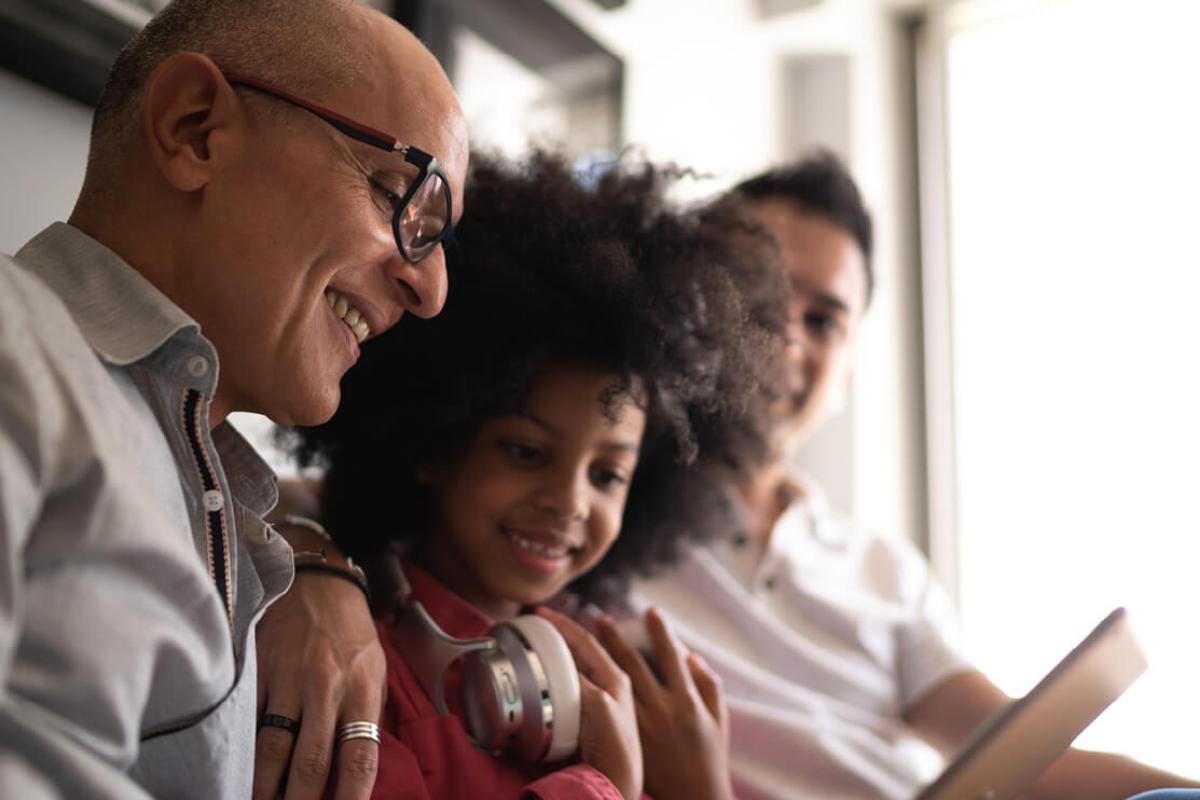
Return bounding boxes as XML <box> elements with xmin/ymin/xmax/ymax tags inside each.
<box><xmin>285</xmin><ymin>149</ymin><xmax>788</xmax><ymax>604</ymax></box>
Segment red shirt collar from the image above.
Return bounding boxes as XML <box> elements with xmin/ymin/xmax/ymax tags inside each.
<box><xmin>401</xmin><ymin>559</ymin><xmax>496</xmax><ymax>640</ymax></box>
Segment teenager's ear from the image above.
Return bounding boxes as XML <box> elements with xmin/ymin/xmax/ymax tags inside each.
<box><xmin>141</xmin><ymin>52</ymin><xmax>243</xmax><ymax>192</ymax></box>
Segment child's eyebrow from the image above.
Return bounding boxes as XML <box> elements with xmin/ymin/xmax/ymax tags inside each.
<box><xmin>516</xmin><ymin>414</ymin><xmax>641</xmax><ymax>454</ymax></box>
<box><xmin>516</xmin><ymin>412</ymin><xmax>557</xmax><ymax>435</ymax></box>
<box><xmin>596</xmin><ymin>441</ymin><xmax>640</xmax><ymax>455</ymax></box>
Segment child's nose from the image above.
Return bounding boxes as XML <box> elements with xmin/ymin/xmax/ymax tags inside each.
<box><xmin>534</xmin><ymin>471</ymin><xmax>588</xmax><ymax>522</ymax></box>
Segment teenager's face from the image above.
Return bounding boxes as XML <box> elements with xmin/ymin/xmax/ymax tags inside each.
<box><xmin>751</xmin><ymin>199</ymin><xmax>868</xmax><ymax>448</ymax></box>
<box><xmin>421</xmin><ymin>365</ymin><xmax>647</xmax><ymax>620</ymax></box>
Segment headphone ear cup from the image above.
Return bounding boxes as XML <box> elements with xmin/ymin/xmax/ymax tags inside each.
<box><xmin>506</xmin><ymin>615</ymin><xmax>581</xmax><ymax>762</ymax></box>
<box><xmin>459</xmin><ymin>646</ymin><xmax>522</xmax><ymax>753</ymax></box>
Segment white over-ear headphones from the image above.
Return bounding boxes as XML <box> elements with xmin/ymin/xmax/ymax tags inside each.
<box><xmin>374</xmin><ymin>547</ymin><xmax>581</xmax><ymax>762</ymax></box>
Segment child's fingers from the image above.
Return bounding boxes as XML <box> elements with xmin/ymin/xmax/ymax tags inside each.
<box><xmin>594</xmin><ymin>615</ymin><xmax>662</xmax><ymax>703</ymax></box>
<box><xmin>535</xmin><ymin>606</ymin><xmax>628</xmax><ymax>698</ymax></box>
<box><xmin>644</xmin><ymin>607</ymin><xmax>691</xmax><ymax>692</ymax></box>
<box><xmin>687</xmin><ymin>652</ymin><xmax>727</xmax><ymax>726</ymax></box>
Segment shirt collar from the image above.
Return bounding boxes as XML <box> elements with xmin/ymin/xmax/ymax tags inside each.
<box><xmin>402</xmin><ymin>560</ymin><xmax>495</xmax><ymax>639</ymax></box>
<box><xmin>755</xmin><ymin>471</ymin><xmax>839</xmax><ymax>553</ymax></box>
<box><xmin>15</xmin><ymin>222</ymin><xmax>197</xmax><ymax>366</ymax></box>
<box><xmin>786</xmin><ymin>472</ymin><xmax>841</xmax><ymax>546</ymax></box>
<box><xmin>213</xmin><ymin>422</ymin><xmax>279</xmax><ymax>517</ymax></box>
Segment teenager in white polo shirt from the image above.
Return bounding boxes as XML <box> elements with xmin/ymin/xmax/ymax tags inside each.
<box><xmin>628</xmin><ymin>153</ymin><xmax>1198</xmax><ymax>800</ymax></box>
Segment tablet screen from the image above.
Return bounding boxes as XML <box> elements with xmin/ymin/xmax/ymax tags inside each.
<box><xmin>915</xmin><ymin>607</ymin><xmax>1147</xmax><ymax>800</ymax></box>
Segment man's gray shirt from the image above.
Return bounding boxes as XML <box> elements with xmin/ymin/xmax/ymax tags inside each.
<box><xmin>0</xmin><ymin>223</ymin><xmax>294</xmax><ymax>797</ymax></box>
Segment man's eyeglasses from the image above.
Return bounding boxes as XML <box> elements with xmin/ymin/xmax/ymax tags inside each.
<box><xmin>226</xmin><ymin>74</ymin><xmax>454</xmax><ymax>263</ymax></box>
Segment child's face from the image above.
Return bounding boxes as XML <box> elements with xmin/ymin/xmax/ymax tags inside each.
<box><xmin>421</xmin><ymin>364</ymin><xmax>647</xmax><ymax>619</ymax></box>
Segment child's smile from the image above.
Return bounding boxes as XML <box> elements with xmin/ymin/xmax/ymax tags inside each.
<box><xmin>499</xmin><ymin>523</ymin><xmax>584</xmax><ymax>573</ymax></box>
<box><xmin>420</xmin><ymin>363</ymin><xmax>646</xmax><ymax>620</ymax></box>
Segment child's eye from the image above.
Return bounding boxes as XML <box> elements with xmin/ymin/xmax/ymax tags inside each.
<box><xmin>502</xmin><ymin>442</ymin><xmax>544</xmax><ymax>465</ymax></box>
<box><xmin>589</xmin><ymin>465</ymin><xmax>628</xmax><ymax>490</ymax></box>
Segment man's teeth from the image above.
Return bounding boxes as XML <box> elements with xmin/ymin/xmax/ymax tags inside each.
<box><xmin>325</xmin><ymin>290</ymin><xmax>371</xmax><ymax>344</ymax></box>
<box><xmin>506</xmin><ymin>529</ymin><xmax>573</xmax><ymax>559</ymax></box>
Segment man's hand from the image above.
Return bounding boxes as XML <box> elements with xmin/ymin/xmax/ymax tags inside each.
<box><xmin>253</xmin><ymin>523</ymin><xmax>386</xmax><ymax>800</ymax></box>
<box><xmin>597</xmin><ymin>607</ymin><xmax>733</xmax><ymax>800</ymax></box>
<box><xmin>537</xmin><ymin>607</ymin><xmax>644</xmax><ymax>800</ymax></box>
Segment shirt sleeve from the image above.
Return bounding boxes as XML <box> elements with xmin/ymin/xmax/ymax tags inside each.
<box><xmin>888</xmin><ymin>535</ymin><xmax>974</xmax><ymax>709</ymax></box>
<box><xmin>0</xmin><ymin>266</ymin><xmax>63</xmax><ymax>795</ymax></box>
<box><xmin>522</xmin><ymin>764</ymin><xmax>625</xmax><ymax>800</ymax></box>
<box><xmin>0</xmin><ymin>267</ymin><xmax>49</xmax><ymax>679</ymax></box>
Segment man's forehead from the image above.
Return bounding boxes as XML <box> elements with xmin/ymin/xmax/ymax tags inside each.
<box><xmin>753</xmin><ymin>202</ymin><xmax>865</xmax><ymax>313</ymax></box>
<box><xmin>334</xmin><ymin>18</ymin><xmax>466</xmax><ymax>209</ymax></box>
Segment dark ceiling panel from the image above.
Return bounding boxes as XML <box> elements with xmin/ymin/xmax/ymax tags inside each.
<box><xmin>0</xmin><ymin>0</ymin><xmax>138</xmax><ymax>107</ymax></box>
<box><xmin>444</xmin><ymin>0</ymin><xmax>618</xmax><ymax>76</ymax></box>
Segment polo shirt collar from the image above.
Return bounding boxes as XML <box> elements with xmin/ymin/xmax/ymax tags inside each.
<box><xmin>214</xmin><ymin>422</ymin><xmax>279</xmax><ymax>517</ymax></box>
<box><xmin>15</xmin><ymin>222</ymin><xmax>197</xmax><ymax>366</ymax></box>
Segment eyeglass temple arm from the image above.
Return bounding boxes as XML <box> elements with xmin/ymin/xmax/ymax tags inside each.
<box><xmin>225</xmin><ymin>74</ymin><xmax>403</xmax><ymax>154</ymax></box>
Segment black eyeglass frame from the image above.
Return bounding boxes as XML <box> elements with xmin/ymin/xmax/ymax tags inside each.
<box><xmin>225</xmin><ymin>73</ymin><xmax>454</xmax><ymax>263</ymax></box>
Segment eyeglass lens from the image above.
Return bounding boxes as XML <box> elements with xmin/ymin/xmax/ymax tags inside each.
<box><xmin>398</xmin><ymin>172</ymin><xmax>451</xmax><ymax>259</ymax></box>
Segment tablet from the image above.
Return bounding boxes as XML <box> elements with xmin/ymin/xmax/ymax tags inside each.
<box><xmin>915</xmin><ymin>606</ymin><xmax>1148</xmax><ymax>800</ymax></box>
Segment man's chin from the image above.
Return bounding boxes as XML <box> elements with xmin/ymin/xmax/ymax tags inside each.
<box><xmin>262</xmin><ymin>387</ymin><xmax>342</xmax><ymax>429</ymax></box>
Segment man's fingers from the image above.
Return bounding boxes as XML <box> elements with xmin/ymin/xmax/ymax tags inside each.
<box><xmin>283</xmin><ymin>698</ymin><xmax>336</xmax><ymax>800</ymax></box>
<box><xmin>252</xmin><ymin>705</ymin><xmax>302</xmax><ymax>800</ymax></box>
<box><xmin>330</xmin><ymin>739</ymin><xmax>380</xmax><ymax>800</ymax></box>
<box><xmin>257</xmin><ymin>667</ymin><xmax>268</xmax><ymax>715</ymax></box>
<box><xmin>330</xmin><ymin>689</ymin><xmax>384</xmax><ymax>800</ymax></box>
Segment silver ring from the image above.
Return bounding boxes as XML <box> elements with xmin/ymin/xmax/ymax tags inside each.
<box><xmin>335</xmin><ymin>720</ymin><xmax>381</xmax><ymax>745</ymax></box>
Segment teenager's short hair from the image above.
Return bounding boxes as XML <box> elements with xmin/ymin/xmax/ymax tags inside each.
<box><xmin>735</xmin><ymin>150</ymin><xmax>875</xmax><ymax>304</ymax></box>
<box><xmin>285</xmin><ymin>150</ymin><xmax>787</xmax><ymax>602</ymax></box>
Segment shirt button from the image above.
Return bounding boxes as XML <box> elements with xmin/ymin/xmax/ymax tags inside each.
<box><xmin>202</xmin><ymin>490</ymin><xmax>225</xmax><ymax>512</ymax></box>
<box><xmin>187</xmin><ymin>355</ymin><xmax>210</xmax><ymax>377</ymax></box>
<box><xmin>764</xmin><ymin>577</ymin><xmax>776</xmax><ymax>590</ymax></box>
<box><xmin>732</xmin><ymin>533</ymin><xmax>748</xmax><ymax>548</ymax></box>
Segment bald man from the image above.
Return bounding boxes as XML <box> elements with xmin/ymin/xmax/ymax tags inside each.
<box><xmin>0</xmin><ymin>0</ymin><xmax>467</xmax><ymax>797</ymax></box>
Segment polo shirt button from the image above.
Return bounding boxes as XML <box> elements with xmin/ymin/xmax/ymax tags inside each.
<box><xmin>187</xmin><ymin>355</ymin><xmax>210</xmax><ymax>377</ymax></box>
<box><xmin>202</xmin><ymin>490</ymin><xmax>225</xmax><ymax>512</ymax></box>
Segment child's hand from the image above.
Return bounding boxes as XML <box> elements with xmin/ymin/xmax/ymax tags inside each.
<box><xmin>536</xmin><ymin>607</ymin><xmax>644</xmax><ymax>800</ymax></box>
<box><xmin>597</xmin><ymin>607</ymin><xmax>733</xmax><ymax>800</ymax></box>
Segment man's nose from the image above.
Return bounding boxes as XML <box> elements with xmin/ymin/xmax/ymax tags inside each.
<box><xmin>387</xmin><ymin>244</ymin><xmax>449</xmax><ymax>320</ymax></box>
<box><xmin>785</xmin><ymin>319</ymin><xmax>807</xmax><ymax>362</ymax></box>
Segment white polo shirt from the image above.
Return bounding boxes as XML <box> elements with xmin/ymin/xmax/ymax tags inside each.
<box><xmin>629</xmin><ymin>479</ymin><xmax>971</xmax><ymax>800</ymax></box>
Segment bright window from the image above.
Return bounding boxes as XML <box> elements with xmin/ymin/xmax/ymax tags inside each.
<box><xmin>942</xmin><ymin>0</ymin><xmax>1200</xmax><ymax>775</ymax></box>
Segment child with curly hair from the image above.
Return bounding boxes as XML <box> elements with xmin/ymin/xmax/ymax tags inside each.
<box><xmin>281</xmin><ymin>150</ymin><xmax>786</xmax><ymax>800</ymax></box>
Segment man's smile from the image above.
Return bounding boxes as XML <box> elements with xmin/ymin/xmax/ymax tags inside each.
<box><xmin>325</xmin><ymin>288</ymin><xmax>373</xmax><ymax>343</ymax></box>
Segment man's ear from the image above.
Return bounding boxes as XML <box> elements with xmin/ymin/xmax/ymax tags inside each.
<box><xmin>142</xmin><ymin>52</ymin><xmax>241</xmax><ymax>192</ymax></box>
